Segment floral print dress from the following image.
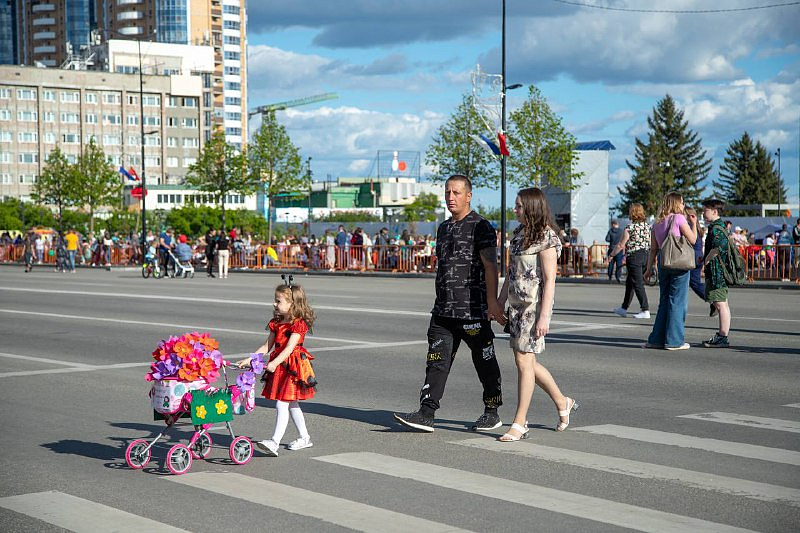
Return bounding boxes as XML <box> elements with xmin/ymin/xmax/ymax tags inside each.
<box><xmin>507</xmin><ymin>227</ymin><xmax>562</xmax><ymax>354</ymax></box>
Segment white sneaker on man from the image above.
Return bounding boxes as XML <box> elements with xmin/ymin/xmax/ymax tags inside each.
<box><xmin>633</xmin><ymin>310</ymin><xmax>651</xmax><ymax>319</ymax></box>
<box><xmin>613</xmin><ymin>307</ymin><xmax>627</xmax><ymax>317</ymax></box>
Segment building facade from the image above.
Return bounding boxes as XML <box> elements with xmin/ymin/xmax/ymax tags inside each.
<box><xmin>6</xmin><ymin>0</ymin><xmax>246</xmax><ymax>148</ymax></box>
<box><xmin>0</xmin><ymin>64</ymin><xmax>207</xmax><ymax>200</ymax></box>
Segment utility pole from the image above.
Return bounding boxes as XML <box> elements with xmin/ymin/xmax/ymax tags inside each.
<box><xmin>138</xmin><ymin>37</ymin><xmax>147</xmax><ymax>257</ymax></box>
<box><xmin>500</xmin><ymin>0</ymin><xmax>508</xmax><ymax>274</ymax></box>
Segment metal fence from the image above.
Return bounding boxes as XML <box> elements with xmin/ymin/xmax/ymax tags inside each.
<box><xmin>2</xmin><ymin>242</ymin><xmax>799</xmax><ymax>282</ymax></box>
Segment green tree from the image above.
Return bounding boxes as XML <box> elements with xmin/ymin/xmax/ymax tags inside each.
<box><xmin>425</xmin><ymin>93</ymin><xmax>499</xmax><ymax>188</ymax></box>
<box><xmin>74</xmin><ymin>138</ymin><xmax>121</xmax><ymax>236</ymax></box>
<box><xmin>617</xmin><ymin>94</ymin><xmax>711</xmax><ymax>215</ymax></box>
<box><xmin>33</xmin><ymin>146</ymin><xmax>79</xmax><ymax>233</ymax></box>
<box><xmin>403</xmin><ymin>192</ymin><xmax>440</xmax><ymax>222</ymax></box>
<box><xmin>247</xmin><ymin>111</ymin><xmax>305</xmax><ymax>245</ymax></box>
<box><xmin>312</xmin><ymin>211</ymin><xmax>381</xmax><ymax>223</ymax></box>
<box><xmin>475</xmin><ymin>203</ymin><xmax>514</xmax><ymax>223</ymax></box>
<box><xmin>714</xmin><ymin>132</ymin><xmax>786</xmax><ymax>215</ymax></box>
<box><xmin>507</xmin><ymin>85</ymin><xmax>581</xmax><ymax>189</ymax></box>
<box><xmin>185</xmin><ymin>130</ymin><xmax>252</xmax><ymax>231</ymax></box>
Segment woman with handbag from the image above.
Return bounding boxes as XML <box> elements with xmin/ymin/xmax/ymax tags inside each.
<box><xmin>644</xmin><ymin>192</ymin><xmax>698</xmax><ymax>350</ymax></box>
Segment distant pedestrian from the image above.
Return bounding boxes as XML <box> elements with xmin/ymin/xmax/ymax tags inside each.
<box><xmin>612</xmin><ymin>203</ymin><xmax>650</xmax><ymax>319</ymax></box>
<box><xmin>23</xmin><ymin>232</ymin><xmax>35</xmax><ymax>272</ymax></box>
<box><xmin>65</xmin><ymin>228</ymin><xmax>79</xmax><ymax>273</ymax></box>
<box><xmin>776</xmin><ymin>224</ymin><xmax>793</xmax><ymax>281</ymax></box>
<box><xmin>605</xmin><ymin>219</ymin><xmax>623</xmax><ymax>283</ymax></box>
<box><xmin>685</xmin><ymin>207</ymin><xmax>705</xmax><ymax>300</ymax></box>
<box><xmin>566</xmin><ymin>228</ymin><xmax>586</xmax><ymax>276</ymax></box>
<box><xmin>216</xmin><ymin>229</ymin><xmax>231</xmax><ymax>279</ymax></box>
<box><xmin>701</xmin><ymin>199</ymin><xmax>732</xmax><ymax>348</ymax></box>
<box><xmin>644</xmin><ymin>192</ymin><xmax>698</xmax><ymax>350</ymax></box>
<box><xmin>205</xmin><ymin>228</ymin><xmax>217</xmax><ymax>277</ymax></box>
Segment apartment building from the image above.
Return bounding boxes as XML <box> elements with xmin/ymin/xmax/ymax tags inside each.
<box><xmin>0</xmin><ymin>64</ymin><xmax>207</xmax><ymax>200</ymax></box>
<box><xmin>7</xmin><ymin>0</ymin><xmax>246</xmax><ymax>148</ymax></box>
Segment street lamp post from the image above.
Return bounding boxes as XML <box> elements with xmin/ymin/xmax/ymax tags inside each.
<box><xmin>775</xmin><ymin>148</ymin><xmax>781</xmax><ymax>214</ymax></box>
<box><xmin>500</xmin><ymin>0</ymin><xmax>508</xmax><ymax>274</ymax></box>
<box><xmin>138</xmin><ymin>37</ymin><xmax>147</xmax><ymax>256</ymax></box>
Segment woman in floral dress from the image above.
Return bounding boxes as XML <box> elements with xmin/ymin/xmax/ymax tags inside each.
<box><xmin>497</xmin><ymin>187</ymin><xmax>578</xmax><ymax>441</ymax></box>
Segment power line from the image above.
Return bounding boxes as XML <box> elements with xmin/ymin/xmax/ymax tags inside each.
<box><xmin>550</xmin><ymin>0</ymin><xmax>800</xmax><ymax>14</ymax></box>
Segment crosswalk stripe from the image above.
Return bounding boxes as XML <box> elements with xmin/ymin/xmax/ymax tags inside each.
<box><xmin>452</xmin><ymin>438</ymin><xmax>800</xmax><ymax>507</ymax></box>
<box><xmin>0</xmin><ymin>491</ymin><xmax>188</xmax><ymax>532</ymax></box>
<box><xmin>314</xmin><ymin>452</ymin><xmax>755</xmax><ymax>533</ymax></box>
<box><xmin>164</xmin><ymin>472</ymin><xmax>473</xmax><ymax>533</ymax></box>
<box><xmin>574</xmin><ymin>425</ymin><xmax>800</xmax><ymax>465</ymax></box>
<box><xmin>678</xmin><ymin>412</ymin><xmax>800</xmax><ymax>433</ymax></box>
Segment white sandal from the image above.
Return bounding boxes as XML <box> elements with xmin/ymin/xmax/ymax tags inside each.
<box><xmin>556</xmin><ymin>397</ymin><xmax>579</xmax><ymax>432</ymax></box>
<box><xmin>287</xmin><ymin>436</ymin><xmax>313</xmax><ymax>451</ymax></box>
<box><xmin>498</xmin><ymin>423</ymin><xmax>529</xmax><ymax>442</ymax></box>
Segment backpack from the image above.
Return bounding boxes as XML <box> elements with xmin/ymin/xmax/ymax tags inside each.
<box><xmin>720</xmin><ymin>235</ymin><xmax>747</xmax><ymax>286</ymax></box>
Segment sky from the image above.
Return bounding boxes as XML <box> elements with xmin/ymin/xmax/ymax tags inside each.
<box><xmin>244</xmin><ymin>0</ymin><xmax>800</xmax><ymax>213</ymax></box>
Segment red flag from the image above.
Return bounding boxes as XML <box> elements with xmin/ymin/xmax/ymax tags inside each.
<box><xmin>128</xmin><ymin>166</ymin><xmax>140</xmax><ymax>181</ymax></box>
<box><xmin>497</xmin><ymin>132</ymin><xmax>510</xmax><ymax>156</ymax></box>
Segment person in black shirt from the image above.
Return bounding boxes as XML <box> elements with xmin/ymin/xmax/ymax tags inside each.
<box><xmin>204</xmin><ymin>228</ymin><xmax>217</xmax><ymax>277</ymax></box>
<box><xmin>394</xmin><ymin>175</ymin><xmax>505</xmax><ymax>432</ymax></box>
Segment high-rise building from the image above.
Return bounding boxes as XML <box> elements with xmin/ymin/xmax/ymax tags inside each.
<box><xmin>6</xmin><ymin>0</ymin><xmax>246</xmax><ymax>147</ymax></box>
<box><xmin>0</xmin><ymin>0</ymin><xmax>17</xmax><ymax>65</ymax></box>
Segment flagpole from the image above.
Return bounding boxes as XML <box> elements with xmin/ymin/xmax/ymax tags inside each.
<box><xmin>500</xmin><ymin>0</ymin><xmax>507</xmax><ymax>274</ymax></box>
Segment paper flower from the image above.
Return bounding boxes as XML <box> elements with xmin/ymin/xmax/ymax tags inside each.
<box><xmin>195</xmin><ymin>404</ymin><xmax>207</xmax><ymax>419</ymax></box>
<box><xmin>249</xmin><ymin>353</ymin><xmax>264</xmax><ymax>374</ymax></box>
<box><xmin>146</xmin><ymin>332</ymin><xmax>225</xmax><ymax>384</ymax></box>
<box><xmin>236</xmin><ymin>371</ymin><xmax>255</xmax><ymax>392</ymax></box>
<box><xmin>215</xmin><ymin>399</ymin><xmax>228</xmax><ymax>415</ymax></box>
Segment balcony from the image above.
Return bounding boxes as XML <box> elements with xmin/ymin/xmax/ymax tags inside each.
<box><xmin>32</xmin><ymin>17</ymin><xmax>55</xmax><ymax>26</ymax></box>
<box><xmin>117</xmin><ymin>10</ymin><xmax>144</xmax><ymax>21</ymax></box>
<box><xmin>118</xmin><ymin>26</ymin><xmax>144</xmax><ymax>35</ymax></box>
<box><xmin>32</xmin><ymin>3</ymin><xmax>55</xmax><ymax>12</ymax></box>
<box><xmin>34</xmin><ymin>45</ymin><xmax>56</xmax><ymax>54</ymax></box>
<box><xmin>33</xmin><ymin>31</ymin><xmax>56</xmax><ymax>40</ymax></box>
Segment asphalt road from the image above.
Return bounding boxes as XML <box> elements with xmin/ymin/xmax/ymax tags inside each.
<box><xmin>0</xmin><ymin>266</ymin><xmax>798</xmax><ymax>532</ymax></box>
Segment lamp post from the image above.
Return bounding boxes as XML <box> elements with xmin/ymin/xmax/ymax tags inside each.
<box><xmin>500</xmin><ymin>0</ymin><xmax>509</xmax><ymax>274</ymax></box>
<box><xmin>775</xmin><ymin>147</ymin><xmax>781</xmax><ymax>214</ymax></box>
<box><xmin>137</xmin><ymin>37</ymin><xmax>147</xmax><ymax>257</ymax></box>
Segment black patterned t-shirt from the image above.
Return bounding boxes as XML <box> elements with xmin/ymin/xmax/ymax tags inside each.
<box><xmin>431</xmin><ymin>210</ymin><xmax>497</xmax><ymax>320</ymax></box>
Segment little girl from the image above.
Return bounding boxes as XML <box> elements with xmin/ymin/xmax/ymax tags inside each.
<box><xmin>237</xmin><ymin>282</ymin><xmax>316</xmax><ymax>456</ymax></box>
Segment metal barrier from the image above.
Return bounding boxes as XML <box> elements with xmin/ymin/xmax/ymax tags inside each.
<box><xmin>2</xmin><ymin>241</ymin><xmax>798</xmax><ymax>282</ymax></box>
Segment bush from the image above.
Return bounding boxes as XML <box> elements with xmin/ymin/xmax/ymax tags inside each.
<box><xmin>313</xmin><ymin>210</ymin><xmax>381</xmax><ymax>222</ymax></box>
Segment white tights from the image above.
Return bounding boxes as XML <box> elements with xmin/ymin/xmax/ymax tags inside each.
<box><xmin>271</xmin><ymin>400</ymin><xmax>309</xmax><ymax>444</ymax></box>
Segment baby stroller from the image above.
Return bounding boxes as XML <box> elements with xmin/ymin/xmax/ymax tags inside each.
<box><xmin>125</xmin><ymin>364</ymin><xmax>255</xmax><ymax>475</ymax></box>
<box><xmin>165</xmin><ymin>249</ymin><xmax>195</xmax><ymax>278</ymax></box>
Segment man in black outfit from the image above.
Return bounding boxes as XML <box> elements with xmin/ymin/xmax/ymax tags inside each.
<box><xmin>394</xmin><ymin>174</ymin><xmax>505</xmax><ymax>432</ymax></box>
<box><xmin>205</xmin><ymin>228</ymin><xmax>217</xmax><ymax>277</ymax></box>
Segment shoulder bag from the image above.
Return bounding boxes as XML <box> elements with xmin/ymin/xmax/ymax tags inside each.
<box><xmin>660</xmin><ymin>215</ymin><xmax>695</xmax><ymax>271</ymax></box>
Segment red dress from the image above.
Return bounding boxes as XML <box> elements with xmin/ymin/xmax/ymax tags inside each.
<box><xmin>262</xmin><ymin>318</ymin><xmax>316</xmax><ymax>401</ymax></box>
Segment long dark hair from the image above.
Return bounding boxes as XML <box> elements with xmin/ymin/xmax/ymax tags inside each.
<box><xmin>515</xmin><ymin>187</ymin><xmax>559</xmax><ymax>249</ymax></box>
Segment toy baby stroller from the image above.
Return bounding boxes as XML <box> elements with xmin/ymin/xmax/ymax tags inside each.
<box><xmin>125</xmin><ymin>333</ymin><xmax>255</xmax><ymax>475</ymax></box>
<box><xmin>165</xmin><ymin>248</ymin><xmax>195</xmax><ymax>278</ymax></box>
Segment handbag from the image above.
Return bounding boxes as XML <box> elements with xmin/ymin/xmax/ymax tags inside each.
<box><xmin>660</xmin><ymin>215</ymin><xmax>695</xmax><ymax>271</ymax></box>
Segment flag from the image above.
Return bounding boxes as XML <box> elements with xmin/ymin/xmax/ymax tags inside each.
<box><xmin>497</xmin><ymin>132</ymin><xmax>510</xmax><ymax>156</ymax></box>
<box><xmin>470</xmin><ymin>134</ymin><xmax>501</xmax><ymax>156</ymax></box>
<box><xmin>119</xmin><ymin>166</ymin><xmax>136</xmax><ymax>181</ymax></box>
<box><xmin>128</xmin><ymin>166</ymin><xmax>140</xmax><ymax>181</ymax></box>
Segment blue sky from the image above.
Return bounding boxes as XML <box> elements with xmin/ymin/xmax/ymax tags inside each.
<box><xmin>245</xmin><ymin>0</ymin><xmax>800</xmax><ymax>213</ymax></box>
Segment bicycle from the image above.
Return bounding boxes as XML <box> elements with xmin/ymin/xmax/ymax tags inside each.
<box><xmin>142</xmin><ymin>256</ymin><xmax>164</xmax><ymax>279</ymax></box>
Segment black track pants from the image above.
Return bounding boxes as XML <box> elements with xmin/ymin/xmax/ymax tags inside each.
<box><xmin>419</xmin><ymin>315</ymin><xmax>502</xmax><ymax>413</ymax></box>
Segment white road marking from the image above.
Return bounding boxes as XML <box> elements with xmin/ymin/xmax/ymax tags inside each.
<box><xmin>678</xmin><ymin>412</ymin><xmax>800</xmax><ymax>433</ymax></box>
<box><xmin>165</xmin><ymin>472</ymin><xmax>473</xmax><ymax>533</ymax></box>
<box><xmin>315</xmin><ymin>452</ymin><xmax>755</xmax><ymax>533</ymax></box>
<box><xmin>783</xmin><ymin>403</ymin><xmax>800</xmax><ymax>409</ymax></box>
<box><xmin>574</xmin><ymin>425</ymin><xmax>800</xmax><ymax>466</ymax></box>
<box><xmin>453</xmin><ymin>439</ymin><xmax>800</xmax><ymax>507</ymax></box>
<box><xmin>0</xmin><ymin>351</ymin><xmax>94</xmax><ymax>368</ymax></box>
<box><xmin>0</xmin><ymin>491</ymin><xmax>188</xmax><ymax>532</ymax></box>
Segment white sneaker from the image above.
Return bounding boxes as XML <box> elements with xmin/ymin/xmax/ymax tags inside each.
<box><xmin>256</xmin><ymin>439</ymin><xmax>279</xmax><ymax>456</ymax></box>
<box><xmin>287</xmin><ymin>436</ymin><xmax>313</xmax><ymax>451</ymax></box>
<box><xmin>633</xmin><ymin>310</ymin><xmax>651</xmax><ymax>319</ymax></box>
<box><xmin>613</xmin><ymin>307</ymin><xmax>627</xmax><ymax>317</ymax></box>
<box><xmin>665</xmin><ymin>343</ymin><xmax>691</xmax><ymax>351</ymax></box>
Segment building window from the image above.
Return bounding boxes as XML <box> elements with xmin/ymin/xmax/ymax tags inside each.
<box><xmin>42</xmin><ymin>90</ymin><xmax>56</xmax><ymax>101</ymax></box>
<box><xmin>85</xmin><ymin>113</ymin><xmax>97</xmax><ymax>124</ymax></box>
<box><xmin>16</xmin><ymin>89</ymin><xmax>37</xmax><ymax>101</ymax></box>
<box><xmin>145</xmin><ymin>156</ymin><xmax>161</xmax><ymax>166</ymax></box>
<box><xmin>225</xmin><ymin>112</ymin><xmax>241</xmax><ymax>121</ymax></box>
<box><xmin>0</xmin><ymin>152</ymin><xmax>10</xmax><ymax>163</ymax></box>
<box><xmin>115</xmin><ymin>65</ymin><xmax>140</xmax><ymax>74</ymax></box>
<box><xmin>0</xmin><ymin>110</ymin><xmax>9</xmax><ymax>121</ymax></box>
<box><xmin>168</xmin><ymin>96</ymin><xmax>180</xmax><ymax>107</ymax></box>
<box><xmin>0</xmin><ymin>131</ymin><xmax>11</xmax><ymax>142</ymax></box>
<box><xmin>223</xmin><ymin>5</ymin><xmax>240</xmax><ymax>14</ymax></box>
<box><xmin>182</xmin><ymin>118</ymin><xmax>198</xmax><ymax>128</ymax></box>
<box><xmin>223</xmin><ymin>20</ymin><xmax>240</xmax><ymax>30</ymax></box>
<box><xmin>225</xmin><ymin>127</ymin><xmax>241</xmax><ymax>136</ymax></box>
<box><xmin>44</xmin><ymin>132</ymin><xmax>56</xmax><ymax>143</ymax></box>
<box><xmin>18</xmin><ymin>111</ymin><xmax>38</xmax><ymax>122</ymax></box>
<box><xmin>144</xmin><ymin>135</ymin><xmax>161</xmax><ymax>146</ymax></box>
<box><xmin>223</xmin><ymin>35</ymin><xmax>240</xmax><ymax>45</ymax></box>
<box><xmin>183</xmin><ymin>97</ymin><xmax>197</xmax><ymax>107</ymax></box>
<box><xmin>103</xmin><ymin>134</ymin><xmax>121</xmax><ymax>145</ymax></box>
<box><xmin>167</xmin><ymin>117</ymin><xmax>179</xmax><ymax>127</ymax></box>
<box><xmin>142</xmin><ymin>95</ymin><xmax>160</xmax><ymax>106</ymax></box>
<box><xmin>127</xmin><ymin>94</ymin><xmax>139</xmax><ymax>105</ymax></box>
<box><xmin>19</xmin><ymin>153</ymin><xmax>39</xmax><ymax>164</ymax></box>
<box><xmin>167</xmin><ymin>156</ymin><xmax>179</xmax><ymax>167</ymax></box>
<box><xmin>103</xmin><ymin>93</ymin><xmax>121</xmax><ymax>104</ymax></box>
<box><xmin>19</xmin><ymin>174</ymin><xmax>37</xmax><ymax>184</ymax></box>
<box><xmin>224</xmin><ymin>51</ymin><xmax>240</xmax><ymax>61</ymax></box>
<box><xmin>224</xmin><ymin>82</ymin><xmax>240</xmax><ymax>91</ymax></box>
<box><xmin>183</xmin><ymin>157</ymin><xmax>196</xmax><ymax>167</ymax></box>
<box><xmin>143</xmin><ymin>115</ymin><xmax>161</xmax><ymax>126</ymax></box>
<box><xmin>62</xmin><ymin>133</ymin><xmax>80</xmax><ymax>144</ymax></box>
<box><xmin>103</xmin><ymin>114</ymin><xmax>122</xmax><ymax>125</ymax></box>
<box><xmin>224</xmin><ymin>66</ymin><xmax>240</xmax><ymax>76</ymax></box>
<box><xmin>128</xmin><ymin>135</ymin><xmax>139</xmax><ymax>145</ymax></box>
<box><xmin>60</xmin><ymin>112</ymin><xmax>78</xmax><ymax>123</ymax></box>
<box><xmin>85</xmin><ymin>92</ymin><xmax>97</xmax><ymax>104</ymax></box>
<box><xmin>43</xmin><ymin>111</ymin><xmax>55</xmax><ymax>122</ymax></box>
<box><xmin>61</xmin><ymin>91</ymin><xmax>79</xmax><ymax>103</ymax></box>
<box><xmin>127</xmin><ymin>115</ymin><xmax>139</xmax><ymax>125</ymax></box>
<box><xmin>18</xmin><ymin>132</ymin><xmax>38</xmax><ymax>143</ymax></box>
<box><xmin>0</xmin><ymin>89</ymin><xmax>10</xmax><ymax>99</ymax></box>
<box><xmin>167</xmin><ymin>136</ymin><xmax>178</xmax><ymax>147</ymax></box>
<box><xmin>0</xmin><ymin>173</ymin><xmax>11</xmax><ymax>184</ymax></box>
<box><xmin>65</xmin><ymin>154</ymin><xmax>78</xmax><ymax>164</ymax></box>
<box><xmin>183</xmin><ymin>137</ymin><xmax>199</xmax><ymax>148</ymax></box>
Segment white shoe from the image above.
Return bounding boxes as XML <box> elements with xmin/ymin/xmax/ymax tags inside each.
<box><xmin>665</xmin><ymin>343</ymin><xmax>691</xmax><ymax>351</ymax></box>
<box><xmin>287</xmin><ymin>436</ymin><xmax>313</xmax><ymax>451</ymax></box>
<box><xmin>633</xmin><ymin>310</ymin><xmax>650</xmax><ymax>319</ymax></box>
<box><xmin>256</xmin><ymin>439</ymin><xmax>279</xmax><ymax>456</ymax></box>
<box><xmin>613</xmin><ymin>307</ymin><xmax>627</xmax><ymax>317</ymax></box>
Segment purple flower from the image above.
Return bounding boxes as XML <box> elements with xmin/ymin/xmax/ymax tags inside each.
<box><xmin>152</xmin><ymin>354</ymin><xmax>180</xmax><ymax>380</ymax></box>
<box><xmin>249</xmin><ymin>353</ymin><xmax>264</xmax><ymax>373</ymax></box>
<box><xmin>209</xmin><ymin>350</ymin><xmax>224</xmax><ymax>368</ymax></box>
<box><xmin>236</xmin><ymin>371</ymin><xmax>256</xmax><ymax>392</ymax></box>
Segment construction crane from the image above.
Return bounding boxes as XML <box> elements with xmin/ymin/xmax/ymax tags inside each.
<box><xmin>248</xmin><ymin>92</ymin><xmax>338</xmax><ymax>120</ymax></box>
